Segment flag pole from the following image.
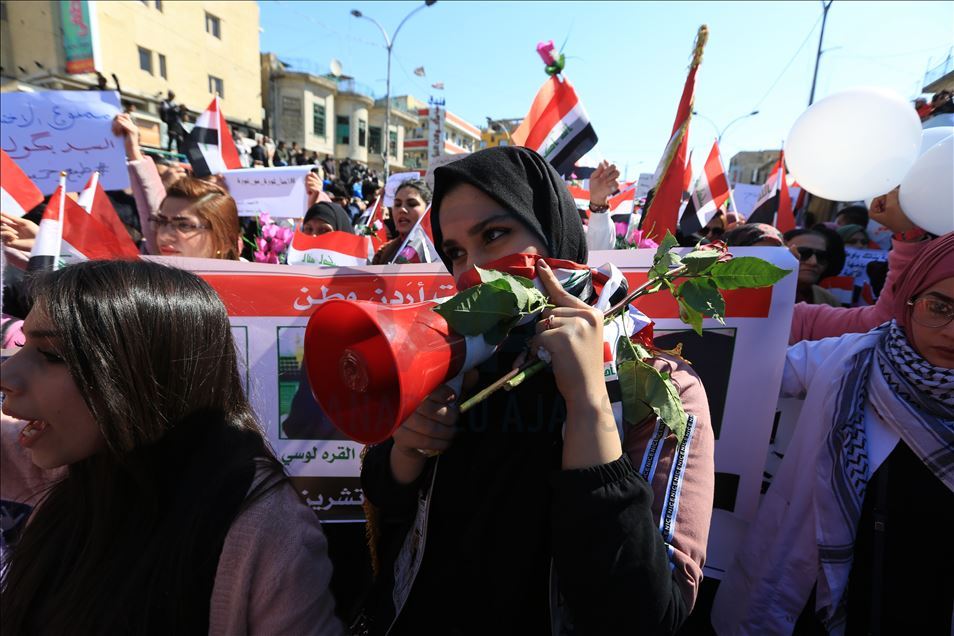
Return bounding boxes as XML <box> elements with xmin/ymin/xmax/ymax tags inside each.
<box><xmin>54</xmin><ymin>171</ymin><xmax>66</xmax><ymax>269</ymax></box>
<box><xmin>637</xmin><ymin>25</ymin><xmax>708</xmax><ymax>236</ymax></box>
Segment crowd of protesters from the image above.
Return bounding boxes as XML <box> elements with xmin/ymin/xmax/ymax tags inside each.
<box><xmin>0</xmin><ymin>77</ymin><xmax>951</xmax><ymax>636</ymax></box>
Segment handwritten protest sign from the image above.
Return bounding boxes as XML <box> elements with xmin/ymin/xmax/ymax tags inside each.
<box><xmin>383</xmin><ymin>171</ymin><xmax>422</xmax><ymax>206</ymax></box>
<box><xmin>222</xmin><ymin>165</ymin><xmax>312</xmax><ymax>217</ymax></box>
<box><xmin>0</xmin><ymin>90</ymin><xmax>127</xmax><ymax>194</ymax></box>
<box><xmin>163</xmin><ymin>247</ymin><xmax>797</xmax><ymax>579</ymax></box>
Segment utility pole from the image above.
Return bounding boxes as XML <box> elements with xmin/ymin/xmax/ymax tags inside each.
<box><xmin>808</xmin><ymin>1</ymin><xmax>834</xmax><ymax>106</ymax></box>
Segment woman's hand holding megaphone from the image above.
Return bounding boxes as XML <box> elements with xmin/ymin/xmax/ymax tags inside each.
<box><xmin>390</xmin><ymin>384</ymin><xmax>461</xmax><ymax>485</ymax></box>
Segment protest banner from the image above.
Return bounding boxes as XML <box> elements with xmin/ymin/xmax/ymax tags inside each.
<box><xmin>162</xmin><ymin>246</ymin><xmax>796</xmax><ymax>580</ymax></box>
<box><xmin>0</xmin><ymin>90</ymin><xmax>127</xmax><ymax>194</ymax></box>
<box><xmin>222</xmin><ymin>165</ymin><xmax>312</xmax><ymax>217</ymax></box>
<box><xmin>59</xmin><ymin>0</ymin><xmax>99</xmax><ymax>74</ymax></box>
<box><xmin>842</xmin><ymin>246</ymin><xmax>888</xmax><ymax>291</ymax></box>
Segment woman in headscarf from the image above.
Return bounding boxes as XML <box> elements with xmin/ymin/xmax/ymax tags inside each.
<box><xmin>370</xmin><ymin>179</ymin><xmax>431</xmax><ymax>265</ymax></box>
<box><xmin>836</xmin><ymin>223</ymin><xmax>871</xmax><ymax>249</ymax></box>
<box><xmin>712</xmin><ymin>233</ymin><xmax>954</xmax><ymax>635</ymax></box>
<box><xmin>783</xmin><ymin>226</ymin><xmax>847</xmax><ymax>307</ymax></box>
<box><xmin>301</xmin><ymin>201</ymin><xmax>354</xmax><ymax>236</ymax></box>
<box><xmin>359</xmin><ymin>147</ymin><xmax>714</xmax><ymax>635</ymax></box>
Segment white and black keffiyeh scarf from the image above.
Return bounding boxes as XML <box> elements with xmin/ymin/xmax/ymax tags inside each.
<box><xmin>815</xmin><ymin>321</ymin><xmax>954</xmax><ymax>631</ymax></box>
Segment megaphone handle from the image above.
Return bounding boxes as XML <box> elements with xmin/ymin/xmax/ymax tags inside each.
<box><xmin>414</xmin><ymin>374</ymin><xmax>464</xmax><ymax>458</ymax></box>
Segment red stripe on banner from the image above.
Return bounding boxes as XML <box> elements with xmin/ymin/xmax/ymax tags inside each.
<box><xmin>201</xmin><ymin>273</ymin><xmax>458</xmax><ymax>317</ymax></box>
<box><xmin>202</xmin><ymin>268</ymin><xmax>773</xmax><ymax>319</ymax></box>
<box><xmin>776</xmin><ymin>150</ymin><xmax>795</xmax><ymax>233</ymax></box>
<box><xmin>623</xmin><ymin>272</ymin><xmax>773</xmax><ymax>319</ymax></box>
<box><xmin>291</xmin><ymin>230</ymin><xmax>371</xmax><ymax>258</ymax></box>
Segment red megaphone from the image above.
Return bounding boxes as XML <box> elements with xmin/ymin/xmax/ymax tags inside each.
<box><xmin>304</xmin><ymin>300</ymin><xmax>467</xmax><ymax>444</ymax></box>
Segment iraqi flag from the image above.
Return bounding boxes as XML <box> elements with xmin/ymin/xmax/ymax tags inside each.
<box><xmin>286</xmin><ymin>230</ymin><xmax>373</xmax><ymax>267</ymax></box>
<box><xmin>640</xmin><ymin>26</ymin><xmax>708</xmax><ymax>242</ymax></box>
<box><xmin>356</xmin><ymin>195</ymin><xmax>389</xmax><ymax>249</ymax></box>
<box><xmin>511</xmin><ymin>75</ymin><xmax>598</xmax><ymax>177</ymax></box>
<box><xmin>391</xmin><ymin>217</ymin><xmax>440</xmax><ymax>264</ymax></box>
<box><xmin>0</xmin><ymin>149</ymin><xmax>44</xmax><ymax>217</ymax></box>
<box><xmin>747</xmin><ymin>151</ymin><xmax>794</xmax><ymax>232</ymax></box>
<box><xmin>679</xmin><ymin>141</ymin><xmax>731</xmax><ymax>236</ymax></box>
<box><xmin>28</xmin><ymin>185</ymin><xmax>138</xmax><ymax>271</ymax></box>
<box><xmin>76</xmin><ymin>173</ymin><xmax>140</xmax><ymax>257</ymax></box>
<box><xmin>182</xmin><ymin>96</ymin><xmax>242</xmax><ymax>177</ymax></box>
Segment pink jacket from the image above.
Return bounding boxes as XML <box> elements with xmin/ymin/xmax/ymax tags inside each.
<box><xmin>623</xmin><ymin>353</ymin><xmax>715</xmax><ymax>610</ymax></box>
<box><xmin>127</xmin><ymin>157</ymin><xmax>166</xmax><ymax>255</ymax></box>
<box><xmin>0</xmin><ymin>418</ymin><xmax>344</xmax><ymax>635</ymax></box>
<box><xmin>789</xmin><ymin>239</ymin><xmax>918</xmax><ymax>344</ymax></box>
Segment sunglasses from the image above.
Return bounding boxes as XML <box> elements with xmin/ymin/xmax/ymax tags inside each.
<box><xmin>795</xmin><ymin>247</ymin><xmax>829</xmax><ymax>263</ymax></box>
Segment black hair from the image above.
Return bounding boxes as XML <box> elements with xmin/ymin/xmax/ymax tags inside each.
<box><xmin>783</xmin><ymin>226</ymin><xmax>846</xmax><ymax>279</ymax></box>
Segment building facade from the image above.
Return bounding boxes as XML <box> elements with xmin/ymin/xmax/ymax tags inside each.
<box><xmin>1</xmin><ymin>0</ymin><xmax>263</xmax><ymax>140</ymax></box>
<box><xmin>480</xmin><ymin>118</ymin><xmax>522</xmax><ymax>149</ymax></box>
<box><xmin>727</xmin><ymin>149</ymin><xmax>781</xmax><ymax>185</ymax></box>
<box><xmin>396</xmin><ymin>94</ymin><xmax>481</xmax><ymax>171</ymax></box>
<box><xmin>261</xmin><ymin>54</ymin><xmax>415</xmax><ymax>169</ymax></box>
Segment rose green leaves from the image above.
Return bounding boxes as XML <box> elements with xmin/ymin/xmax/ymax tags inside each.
<box><xmin>649</xmin><ymin>232</ymin><xmax>790</xmax><ymax>335</ymax></box>
<box><xmin>616</xmin><ymin>332</ymin><xmax>689</xmax><ymax>442</ymax></box>
<box><xmin>433</xmin><ymin>267</ymin><xmax>548</xmax><ymax>345</ymax></box>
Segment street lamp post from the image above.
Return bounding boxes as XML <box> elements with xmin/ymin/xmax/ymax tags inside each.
<box><xmin>351</xmin><ymin>1</ymin><xmax>436</xmax><ymax>181</ymax></box>
<box><xmin>691</xmin><ymin>110</ymin><xmax>760</xmax><ymax>144</ymax></box>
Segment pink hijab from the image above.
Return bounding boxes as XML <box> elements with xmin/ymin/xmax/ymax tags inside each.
<box><xmin>890</xmin><ymin>232</ymin><xmax>954</xmax><ymax>338</ymax></box>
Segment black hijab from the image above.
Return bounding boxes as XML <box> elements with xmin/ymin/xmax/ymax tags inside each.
<box><xmin>430</xmin><ymin>146</ymin><xmax>587</xmax><ymax>270</ymax></box>
<box><xmin>303</xmin><ymin>201</ymin><xmax>354</xmax><ymax>234</ymax></box>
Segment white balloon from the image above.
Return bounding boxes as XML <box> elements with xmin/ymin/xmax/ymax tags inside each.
<box><xmin>919</xmin><ymin>126</ymin><xmax>953</xmax><ymax>156</ymax></box>
<box><xmin>786</xmin><ymin>87</ymin><xmax>922</xmax><ymax>202</ymax></box>
<box><xmin>898</xmin><ymin>135</ymin><xmax>954</xmax><ymax>236</ymax></box>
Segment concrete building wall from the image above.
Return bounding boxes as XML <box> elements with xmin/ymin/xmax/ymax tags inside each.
<box><xmin>1</xmin><ymin>1</ymin><xmax>263</xmax><ymax>128</ymax></box>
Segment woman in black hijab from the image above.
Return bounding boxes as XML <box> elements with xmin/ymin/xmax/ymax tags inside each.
<box><xmin>359</xmin><ymin>147</ymin><xmax>713</xmax><ymax>635</ymax></box>
<box><xmin>302</xmin><ymin>201</ymin><xmax>354</xmax><ymax>236</ymax></box>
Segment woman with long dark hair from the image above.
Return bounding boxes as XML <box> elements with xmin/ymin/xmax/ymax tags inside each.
<box><xmin>0</xmin><ymin>260</ymin><xmax>342</xmax><ymax>634</ymax></box>
<box><xmin>358</xmin><ymin>147</ymin><xmax>714</xmax><ymax>634</ymax></box>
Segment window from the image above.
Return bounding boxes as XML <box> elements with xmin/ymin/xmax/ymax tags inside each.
<box><xmin>336</xmin><ymin>116</ymin><xmax>349</xmax><ymax>145</ymax></box>
<box><xmin>155</xmin><ymin>0</ymin><xmax>162</xmax><ymax>10</ymax></box>
<box><xmin>208</xmin><ymin>75</ymin><xmax>224</xmax><ymax>98</ymax></box>
<box><xmin>205</xmin><ymin>12</ymin><xmax>221</xmax><ymax>38</ymax></box>
<box><xmin>358</xmin><ymin>119</ymin><xmax>367</xmax><ymax>147</ymax></box>
<box><xmin>389</xmin><ymin>130</ymin><xmax>398</xmax><ymax>157</ymax></box>
<box><xmin>312</xmin><ymin>103</ymin><xmax>326</xmax><ymax>137</ymax></box>
<box><xmin>138</xmin><ymin>46</ymin><xmax>152</xmax><ymax>74</ymax></box>
<box><xmin>369</xmin><ymin>126</ymin><xmax>382</xmax><ymax>154</ymax></box>
<box><xmin>158</xmin><ymin>53</ymin><xmax>167</xmax><ymax>79</ymax></box>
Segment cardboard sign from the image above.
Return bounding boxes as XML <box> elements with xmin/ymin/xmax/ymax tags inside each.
<box><xmin>222</xmin><ymin>166</ymin><xmax>312</xmax><ymax>217</ymax></box>
<box><xmin>0</xmin><ymin>90</ymin><xmax>128</xmax><ymax>194</ymax></box>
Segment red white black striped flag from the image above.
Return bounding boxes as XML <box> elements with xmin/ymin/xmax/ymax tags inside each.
<box><xmin>28</xmin><ymin>180</ymin><xmax>138</xmax><ymax>271</ymax></box>
<box><xmin>286</xmin><ymin>230</ymin><xmax>373</xmax><ymax>267</ymax></box>
<box><xmin>511</xmin><ymin>75</ymin><xmax>598</xmax><ymax>178</ymax></box>
<box><xmin>76</xmin><ymin>172</ymin><xmax>140</xmax><ymax>257</ymax></box>
<box><xmin>0</xmin><ymin>149</ymin><xmax>44</xmax><ymax>218</ymax></box>
<box><xmin>183</xmin><ymin>96</ymin><xmax>242</xmax><ymax>177</ymax></box>
<box><xmin>640</xmin><ymin>26</ymin><xmax>708</xmax><ymax>242</ymax></box>
<box><xmin>679</xmin><ymin>141</ymin><xmax>731</xmax><ymax>236</ymax></box>
<box><xmin>747</xmin><ymin>150</ymin><xmax>794</xmax><ymax>232</ymax></box>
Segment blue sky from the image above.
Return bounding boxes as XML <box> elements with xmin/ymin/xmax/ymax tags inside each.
<box><xmin>260</xmin><ymin>1</ymin><xmax>953</xmax><ymax>179</ymax></box>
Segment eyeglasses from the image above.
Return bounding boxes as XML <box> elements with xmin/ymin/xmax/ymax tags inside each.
<box><xmin>795</xmin><ymin>246</ymin><xmax>829</xmax><ymax>263</ymax></box>
<box><xmin>148</xmin><ymin>216</ymin><xmax>210</xmax><ymax>236</ymax></box>
<box><xmin>907</xmin><ymin>295</ymin><xmax>954</xmax><ymax>329</ymax></box>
